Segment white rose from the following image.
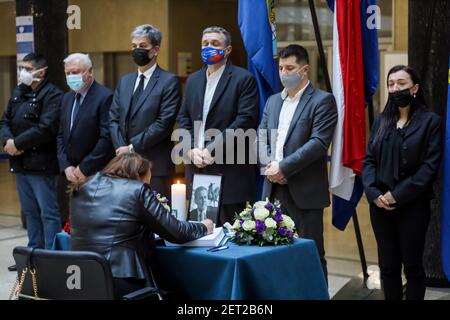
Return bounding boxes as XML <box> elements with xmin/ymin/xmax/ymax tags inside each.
<box><xmin>232</xmin><ymin>219</ymin><xmax>241</xmax><ymax>229</ymax></box>
<box><xmin>280</xmin><ymin>215</ymin><xmax>295</xmax><ymax>230</ymax></box>
<box><xmin>254</xmin><ymin>208</ymin><xmax>270</xmax><ymax>220</ymax></box>
<box><xmin>239</xmin><ymin>208</ymin><xmax>252</xmax><ymax>218</ymax></box>
<box><xmin>242</xmin><ymin>220</ymin><xmax>256</xmax><ymax>231</ymax></box>
<box><xmin>254</xmin><ymin>201</ymin><xmax>268</xmax><ymax>209</ymax></box>
<box><xmin>264</xmin><ymin>218</ymin><xmax>277</xmax><ymax>229</ymax></box>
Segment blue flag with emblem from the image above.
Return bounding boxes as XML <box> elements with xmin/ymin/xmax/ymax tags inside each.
<box><xmin>238</xmin><ymin>0</ymin><xmax>280</xmax><ymax>117</ymax></box>
<box><xmin>238</xmin><ymin>0</ymin><xmax>280</xmax><ymax>201</ymax></box>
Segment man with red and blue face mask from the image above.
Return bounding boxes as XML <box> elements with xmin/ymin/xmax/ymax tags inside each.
<box><xmin>177</xmin><ymin>26</ymin><xmax>260</xmax><ymax>226</ymax></box>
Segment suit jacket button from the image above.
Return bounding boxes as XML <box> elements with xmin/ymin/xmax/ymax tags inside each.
<box><xmin>402</xmin><ymin>146</ymin><xmax>407</xmax><ymax>150</ymax></box>
<box><xmin>402</xmin><ymin>158</ymin><xmax>407</xmax><ymax>164</ymax></box>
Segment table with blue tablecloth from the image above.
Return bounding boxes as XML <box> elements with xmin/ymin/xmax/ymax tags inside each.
<box><xmin>53</xmin><ymin>232</ymin><xmax>329</xmax><ymax>300</ymax></box>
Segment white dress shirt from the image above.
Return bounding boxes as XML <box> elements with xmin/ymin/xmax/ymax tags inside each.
<box><xmin>197</xmin><ymin>64</ymin><xmax>226</xmax><ymax>149</ymax></box>
<box><xmin>275</xmin><ymin>81</ymin><xmax>310</xmax><ymax>162</ymax></box>
<box><xmin>133</xmin><ymin>63</ymin><xmax>157</xmax><ymax>93</ymax></box>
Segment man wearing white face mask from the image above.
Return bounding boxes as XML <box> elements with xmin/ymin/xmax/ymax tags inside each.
<box><xmin>0</xmin><ymin>53</ymin><xmax>63</xmax><ymax>255</ymax></box>
<box><xmin>258</xmin><ymin>45</ymin><xmax>338</xmax><ymax>282</ymax></box>
<box><xmin>56</xmin><ymin>53</ymin><xmax>114</xmax><ymax>226</ymax></box>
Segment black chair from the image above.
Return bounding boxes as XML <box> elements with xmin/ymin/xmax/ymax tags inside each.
<box><xmin>12</xmin><ymin>246</ymin><xmax>163</xmax><ymax>300</ymax></box>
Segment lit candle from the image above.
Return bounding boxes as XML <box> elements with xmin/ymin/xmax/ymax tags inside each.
<box><xmin>171</xmin><ymin>181</ymin><xmax>186</xmax><ymax>221</ymax></box>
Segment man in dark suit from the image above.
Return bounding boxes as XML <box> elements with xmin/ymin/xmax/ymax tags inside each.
<box><xmin>177</xmin><ymin>26</ymin><xmax>259</xmax><ymax>226</ymax></box>
<box><xmin>110</xmin><ymin>24</ymin><xmax>181</xmax><ymax>198</ymax></box>
<box><xmin>189</xmin><ymin>186</ymin><xmax>218</xmax><ymax>223</ymax></box>
<box><xmin>258</xmin><ymin>45</ymin><xmax>338</xmax><ymax>281</ymax></box>
<box><xmin>57</xmin><ymin>53</ymin><xmax>115</xmax><ymax>225</ymax></box>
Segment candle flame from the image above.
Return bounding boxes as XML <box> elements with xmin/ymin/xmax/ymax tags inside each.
<box><xmin>177</xmin><ymin>180</ymin><xmax>180</xmax><ymax>184</ymax></box>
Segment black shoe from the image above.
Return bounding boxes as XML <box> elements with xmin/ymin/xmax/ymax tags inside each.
<box><xmin>8</xmin><ymin>264</ymin><xmax>17</xmax><ymax>272</ymax></box>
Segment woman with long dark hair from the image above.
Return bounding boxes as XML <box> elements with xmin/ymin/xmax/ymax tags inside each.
<box><xmin>362</xmin><ymin>65</ymin><xmax>442</xmax><ymax>300</ymax></box>
<box><xmin>70</xmin><ymin>153</ymin><xmax>214</xmax><ymax>298</ymax></box>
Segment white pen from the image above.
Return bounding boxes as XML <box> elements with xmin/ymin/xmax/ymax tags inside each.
<box><xmin>210</xmin><ymin>245</ymin><xmax>228</xmax><ymax>252</ymax></box>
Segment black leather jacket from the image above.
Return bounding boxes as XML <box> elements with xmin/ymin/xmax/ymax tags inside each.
<box><xmin>71</xmin><ymin>173</ymin><xmax>207</xmax><ymax>279</ymax></box>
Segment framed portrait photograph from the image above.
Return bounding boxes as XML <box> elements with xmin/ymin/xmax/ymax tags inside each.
<box><xmin>188</xmin><ymin>174</ymin><xmax>222</xmax><ymax>224</ymax></box>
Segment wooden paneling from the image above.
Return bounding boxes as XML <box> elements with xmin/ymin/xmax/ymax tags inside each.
<box><xmin>68</xmin><ymin>0</ymin><xmax>170</xmax><ymax>69</ymax></box>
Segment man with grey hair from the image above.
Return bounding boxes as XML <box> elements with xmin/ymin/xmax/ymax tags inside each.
<box><xmin>178</xmin><ymin>26</ymin><xmax>259</xmax><ymax>226</ymax></box>
<box><xmin>110</xmin><ymin>24</ymin><xmax>181</xmax><ymax>198</ymax></box>
<box><xmin>57</xmin><ymin>52</ymin><xmax>114</xmax><ymax>225</ymax></box>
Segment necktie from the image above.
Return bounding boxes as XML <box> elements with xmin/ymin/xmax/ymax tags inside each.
<box><xmin>70</xmin><ymin>93</ymin><xmax>81</xmax><ymax>130</ymax></box>
<box><xmin>125</xmin><ymin>74</ymin><xmax>146</xmax><ymax>141</ymax></box>
<box><xmin>130</xmin><ymin>74</ymin><xmax>146</xmax><ymax>113</ymax></box>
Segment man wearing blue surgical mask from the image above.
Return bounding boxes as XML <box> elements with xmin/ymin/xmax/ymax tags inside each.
<box><xmin>258</xmin><ymin>45</ymin><xmax>338</xmax><ymax>283</ymax></box>
<box><xmin>57</xmin><ymin>53</ymin><xmax>114</xmax><ymax>226</ymax></box>
<box><xmin>178</xmin><ymin>26</ymin><xmax>259</xmax><ymax>226</ymax></box>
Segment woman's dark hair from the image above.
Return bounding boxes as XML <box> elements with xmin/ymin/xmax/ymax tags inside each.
<box><xmin>371</xmin><ymin>65</ymin><xmax>427</xmax><ymax>151</ymax></box>
<box><xmin>69</xmin><ymin>153</ymin><xmax>151</xmax><ymax>193</ymax></box>
<box><xmin>101</xmin><ymin>153</ymin><xmax>151</xmax><ymax>180</ymax></box>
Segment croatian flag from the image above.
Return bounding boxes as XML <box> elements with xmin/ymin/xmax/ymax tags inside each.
<box><xmin>328</xmin><ymin>0</ymin><xmax>379</xmax><ymax>231</ymax></box>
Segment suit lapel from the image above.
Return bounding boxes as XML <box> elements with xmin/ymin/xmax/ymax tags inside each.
<box><xmin>194</xmin><ymin>67</ymin><xmax>207</xmax><ymax>121</ymax></box>
<box><xmin>402</xmin><ymin>112</ymin><xmax>424</xmax><ymax>139</ymax></box>
<box><xmin>130</xmin><ymin>66</ymin><xmax>160</xmax><ymax>120</ymax></box>
<box><xmin>65</xmin><ymin>92</ymin><xmax>76</xmax><ymax>139</ymax></box>
<box><xmin>70</xmin><ymin>81</ymin><xmax>97</xmax><ymax>136</ymax></box>
<box><xmin>283</xmin><ymin>84</ymin><xmax>314</xmax><ymax>145</ymax></box>
<box><xmin>271</xmin><ymin>94</ymin><xmax>284</xmax><ymax>129</ymax></box>
<box><xmin>122</xmin><ymin>72</ymin><xmax>138</xmax><ymax>122</ymax></box>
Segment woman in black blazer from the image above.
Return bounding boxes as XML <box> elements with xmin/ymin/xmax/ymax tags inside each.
<box><xmin>70</xmin><ymin>153</ymin><xmax>214</xmax><ymax>298</ymax></box>
<box><xmin>362</xmin><ymin>65</ymin><xmax>442</xmax><ymax>300</ymax></box>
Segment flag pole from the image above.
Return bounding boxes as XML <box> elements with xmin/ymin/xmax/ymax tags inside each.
<box><xmin>308</xmin><ymin>0</ymin><xmax>332</xmax><ymax>92</ymax></box>
<box><xmin>308</xmin><ymin>0</ymin><xmax>369</xmax><ymax>279</ymax></box>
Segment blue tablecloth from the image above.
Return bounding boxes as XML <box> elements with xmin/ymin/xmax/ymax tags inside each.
<box><xmin>53</xmin><ymin>232</ymin><xmax>329</xmax><ymax>300</ymax></box>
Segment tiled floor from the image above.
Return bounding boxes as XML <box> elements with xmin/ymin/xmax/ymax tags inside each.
<box><xmin>0</xmin><ymin>161</ymin><xmax>449</xmax><ymax>300</ymax></box>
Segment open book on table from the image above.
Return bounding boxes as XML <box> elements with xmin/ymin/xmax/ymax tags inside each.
<box><xmin>164</xmin><ymin>227</ymin><xmax>225</xmax><ymax>247</ymax></box>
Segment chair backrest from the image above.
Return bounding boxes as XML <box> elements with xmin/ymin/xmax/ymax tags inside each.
<box><xmin>13</xmin><ymin>246</ymin><xmax>115</xmax><ymax>300</ymax></box>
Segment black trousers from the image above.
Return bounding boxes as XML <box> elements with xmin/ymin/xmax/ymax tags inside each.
<box><xmin>370</xmin><ymin>198</ymin><xmax>430</xmax><ymax>300</ymax></box>
<box><xmin>272</xmin><ymin>185</ymin><xmax>328</xmax><ymax>283</ymax></box>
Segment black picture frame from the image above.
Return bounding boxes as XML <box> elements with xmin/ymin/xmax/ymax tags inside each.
<box><xmin>188</xmin><ymin>174</ymin><xmax>223</xmax><ymax>224</ymax></box>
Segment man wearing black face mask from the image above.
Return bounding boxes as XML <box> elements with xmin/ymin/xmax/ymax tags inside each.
<box><xmin>110</xmin><ymin>24</ymin><xmax>181</xmax><ymax>198</ymax></box>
